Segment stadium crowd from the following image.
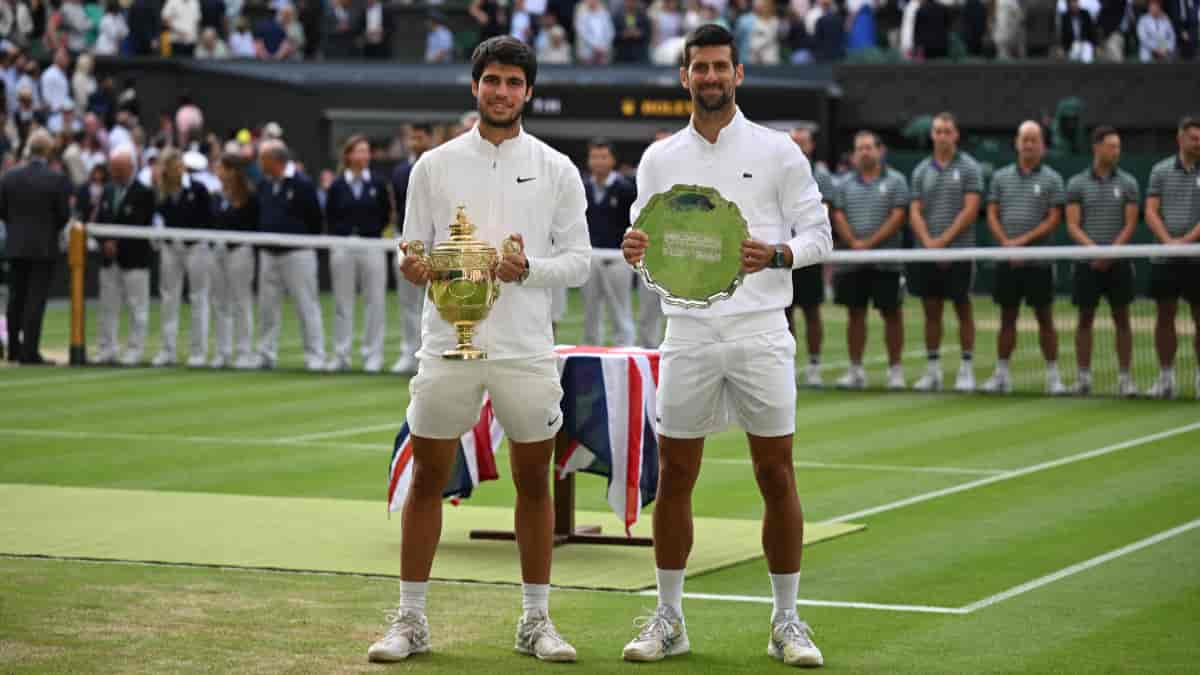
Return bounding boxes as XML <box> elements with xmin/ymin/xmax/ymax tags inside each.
<box><xmin>0</xmin><ymin>0</ymin><xmax>1194</xmax><ymax>64</ymax></box>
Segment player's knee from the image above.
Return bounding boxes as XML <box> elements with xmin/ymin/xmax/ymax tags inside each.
<box><xmin>752</xmin><ymin>460</ymin><xmax>796</xmax><ymax>500</ymax></box>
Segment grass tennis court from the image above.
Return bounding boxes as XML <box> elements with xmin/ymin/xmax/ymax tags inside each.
<box><xmin>2</xmin><ymin>291</ymin><xmax>1199</xmax><ymax>673</ymax></box>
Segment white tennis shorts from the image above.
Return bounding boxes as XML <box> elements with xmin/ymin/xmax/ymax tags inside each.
<box><xmin>656</xmin><ymin>311</ymin><xmax>797</xmax><ymax>439</ymax></box>
<box><xmin>406</xmin><ymin>354</ymin><xmax>563</xmax><ymax>443</ymax></box>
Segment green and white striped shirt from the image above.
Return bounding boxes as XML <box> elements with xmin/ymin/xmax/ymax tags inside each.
<box><xmin>1065</xmin><ymin>168</ymin><xmax>1139</xmax><ymax>246</ymax></box>
<box><xmin>911</xmin><ymin>152</ymin><xmax>983</xmax><ymax>248</ymax></box>
<box><xmin>833</xmin><ymin>167</ymin><xmax>909</xmax><ymax>247</ymax></box>
<box><xmin>1147</xmin><ymin>155</ymin><xmax>1200</xmax><ymax>238</ymax></box>
<box><xmin>987</xmin><ymin>163</ymin><xmax>1065</xmax><ymax>245</ymax></box>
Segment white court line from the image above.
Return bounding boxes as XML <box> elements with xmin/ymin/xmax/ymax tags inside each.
<box><xmin>822</xmin><ymin>420</ymin><xmax>1200</xmax><ymax>524</ymax></box>
<box><xmin>276</xmin><ymin>422</ymin><xmax>405</xmax><ymax>443</ymax></box>
<box><xmin>704</xmin><ymin>458</ymin><xmax>1003</xmax><ymax>476</ymax></box>
<box><xmin>0</xmin><ymin>428</ymin><xmax>382</xmax><ymax>451</ymax></box>
<box><xmin>960</xmin><ymin>517</ymin><xmax>1200</xmax><ymax>613</ymax></box>
<box><xmin>636</xmin><ymin>590</ymin><xmax>964</xmax><ymax>615</ymax></box>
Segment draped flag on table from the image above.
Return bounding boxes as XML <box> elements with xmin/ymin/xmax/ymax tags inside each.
<box><xmin>385</xmin><ymin>346</ymin><xmax>661</xmax><ymax>535</ymax></box>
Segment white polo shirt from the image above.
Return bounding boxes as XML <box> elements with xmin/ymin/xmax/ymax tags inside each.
<box><xmin>403</xmin><ymin>125</ymin><xmax>592</xmax><ymax>360</ymax></box>
<box><xmin>632</xmin><ymin>107</ymin><xmax>833</xmax><ymax>321</ymax></box>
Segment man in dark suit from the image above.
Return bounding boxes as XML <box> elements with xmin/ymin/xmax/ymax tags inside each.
<box><xmin>0</xmin><ymin>130</ymin><xmax>72</xmax><ymax>365</ymax></box>
<box><xmin>389</xmin><ymin>122</ymin><xmax>434</xmax><ymax>374</ymax></box>
<box><xmin>95</xmin><ymin>146</ymin><xmax>158</xmax><ymax>366</ymax></box>
<box><xmin>1061</xmin><ymin>0</ymin><xmax>1099</xmax><ymax>61</ymax></box>
<box><xmin>1165</xmin><ymin>0</ymin><xmax>1199</xmax><ymax>59</ymax></box>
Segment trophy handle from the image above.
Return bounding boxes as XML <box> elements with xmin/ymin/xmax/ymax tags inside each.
<box><xmin>500</xmin><ymin>236</ymin><xmax>522</xmax><ymax>258</ymax></box>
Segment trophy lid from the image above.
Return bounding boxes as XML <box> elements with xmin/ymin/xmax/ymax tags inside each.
<box><xmin>448</xmin><ymin>206</ymin><xmax>476</xmax><ymax>240</ymax></box>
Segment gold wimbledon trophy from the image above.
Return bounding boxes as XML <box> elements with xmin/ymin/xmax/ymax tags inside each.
<box><xmin>403</xmin><ymin>206</ymin><xmax>519</xmax><ymax>360</ymax></box>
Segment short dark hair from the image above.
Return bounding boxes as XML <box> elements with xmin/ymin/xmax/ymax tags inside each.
<box><xmin>853</xmin><ymin>130</ymin><xmax>881</xmax><ymax>147</ymax></box>
<box><xmin>1179</xmin><ymin>116</ymin><xmax>1200</xmax><ymax>133</ymax></box>
<box><xmin>1091</xmin><ymin>125</ymin><xmax>1119</xmax><ymax>145</ymax></box>
<box><xmin>588</xmin><ymin>137</ymin><xmax>614</xmax><ymax>154</ymax></box>
<box><xmin>410</xmin><ymin>122</ymin><xmax>434</xmax><ymax>135</ymax></box>
<box><xmin>471</xmin><ymin>36</ymin><xmax>537</xmax><ymax>88</ymax></box>
<box><xmin>682</xmin><ymin>24</ymin><xmax>739</xmax><ymax>68</ymax></box>
<box><xmin>932</xmin><ymin>112</ymin><xmax>958</xmax><ymax>129</ymax></box>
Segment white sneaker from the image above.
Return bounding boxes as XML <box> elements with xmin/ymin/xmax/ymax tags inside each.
<box><xmin>305</xmin><ymin>359</ymin><xmax>327</xmax><ymax>372</ymax></box>
<box><xmin>208</xmin><ymin>355</ymin><xmax>228</xmax><ymax>369</ymax></box>
<box><xmin>391</xmin><ymin>355</ymin><xmax>418</xmax><ymax>375</ymax></box>
<box><xmin>364</xmin><ymin>358</ymin><xmax>383</xmax><ymax>374</ymax></box>
<box><xmin>118</xmin><ymin>352</ymin><xmax>143</xmax><ymax>367</ymax></box>
<box><xmin>1195</xmin><ymin>374</ymin><xmax>1199</xmax><ymax>401</ymax></box>
<box><xmin>1145</xmin><ymin>375</ymin><xmax>1177</xmax><ymax>400</ymax></box>
<box><xmin>367</xmin><ymin>609</ymin><xmax>431</xmax><ymax>663</ymax></box>
<box><xmin>324</xmin><ymin>357</ymin><xmax>350</xmax><ymax>372</ymax></box>
<box><xmin>93</xmin><ymin>351</ymin><xmax>117</xmax><ymax>365</ymax></box>
<box><xmin>912</xmin><ymin>368</ymin><xmax>943</xmax><ymax>392</ymax></box>
<box><xmin>981</xmin><ymin>371</ymin><xmax>1011</xmax><ymax>394</ymax></box>
<box><xmin>514</xmin><ymin>610</ymin><xmax>576</xmax><ymax>662</ymax></box>
<box><xmin>1073</xmin><ymin>375</ymin><xmax>1092</xmax><ymax>396</ymax></box>
<box><xmin>835</xmin><ymin>369</ymin><xmax>866</xmax><ymax>390</ymax></box>
<box><xmin>150</xmin><ymin>352</ymin><xmax>175</xmax><ymax>367</ymax></box>
<box><xmin>622</xmin><ymin>605</ymin><xmax>690</xmax><ymax>662</ymax></box>
<box><xmin>1117</xmin><ymin>375</ymin><xmax>1138</xmax><ymax>398</ymax></box>
<box><xmin>886</xmin><ymin>367</ymin><xmax>906</xmax><ymax>390</ymax></box>
<box><xmin>1046</xmin><ymin>375</ymin><xmax>1068</xmax><ymax>396</ymax></box>
<box><xmin>802</xmin><ymin>363</ymin><xmax>823</xmax><ymax>388</ymax></box>
<box><xmin>954</xmin><ymin>363</ymin><xmax>975</xmax><ymax>392</ymax></box>
<box><xmin>767</xmin><ymin>613</ymin><xmax>824</xmax><ymax>667</ymax></box>
<box><xmin>233</xmin><ymin>355</ymin><xmax>259</xmax><ymax>370</ymax></box>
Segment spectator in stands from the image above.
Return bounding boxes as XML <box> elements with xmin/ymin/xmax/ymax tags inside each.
<box><xmin>94</xmin><ymin>146</ymin><xmax>156</xmax><ymax>366</ymax></box>
<box><xmin>811</xmin><ymin>0</ymin><xmax>844</xmax><ymax>62</ymax></box>
<box><xmin>580</xmin><ymin>137</ymin><xmax>636</xmax><ymax>346</ymax></box>
<box><xmin>746</xmin><ymin>0</ymin><xmax>781</xmax><ymax>64</ymax></box>
<box><xmin>358</xmin><ymin>0</ymin><xmax>388</xmax><ymax>58</ymax></box>
<box><xmin>228</xmin><ymin>15</ymin><xmax>255</xmax><ymax>57</ymax></box>
<box><xmin>1145</xmin><ymin>115</ymin><xmax>1200</xmax><ymax>399</ymax></box>
<box><xmin>210</xmin><ymin>151</ymin><xmax>258</xmax><ymax>369</ymax></box>
<box><xmin>536</xmin><ymin>14</ymin><xmax>573</xmax><ymax>62</ymax></box>
<box><xmin>613</xmin><ymin>0</ymin><xmax>652</xmax><ymax>62</ymax></box>
<box><xmin>87</xmin><ymin>75</ymin><xmax>116</xmax><ymax>121</ymax></box>
<box><xmin>993</xmin><ymin>0</ymin><xmax>1026</xmax><ymax>58</ymax></box>
<box><xmin>1165</xmin><ymin>0</ymin><xmax>1198</xmax><ymax>60</ymax></box>
<box><xmin>1025</xmin><ymin>0</ymin><xmax>1059</xmax><ymax>57</ymax></box>
<box><xmin>199</xmin><ymin>0</ymin><xmax>224</xmax><ymax>38</ymax></box>
<box><xmin>389</xmin><ymin>121</ymin><xmax>433</xmax><ymax>375</ymax></box>
<box><xmin>1095</xmin><ymin>0</ymin><xmax>1130</xmax><ymax>61</ymax></box>
<box><xmin>913</xmin><ymin>0</ymin><xmax>949</xmax><ymax>59</ymax></box>
<box><xmin>324</xmin><ymin>134</ymin><xmax>391</xmax><ymax>372</ymax></box>
<box><xmin>195</xmin><ymin>26</ymin><xmax>228</xmax><ymax>57</ymax></box>
<box><xmin>1061</xmin><ymin>0</ymin><xmax>1098</xmax><ymax>61</ymax></box>
<box><xmin>424</xmin><ymin>10</ymin><xmax>453</xmax><ymax>63</ymax></box>
<box><xmin>59</xmin><ymin>0</ymin><xmax>93</xmax><ymax>52</ymax></box>
<box><xmin>49</xmin><ymin>100</ymin><xmax>81</xmax><ymax>135</ymax></box>
<box><xmin>74</xmin><ymin>162</ymin><xmax>107</xmax><ymax>227</ymax></box>
<box><xmin>784</xmin><ymin>4</ymin><xmax>814</xmax><ymax>63</ymax></box>
<box><xmin>470</xmin><ymin>0</ymin><xmax>510</xmax><ymax>46</ymax></box>
<box><xmin>510</xmin><ymin>0</ymin><xmax>535</xmax><ymax>44</ymax></box>
<box><xmin>652</xmin><ymin>0</ymin><xmax>685</xmax><ymax>51</ymax></box>
<box><xmin>255</xmin><ymin>4</ymin><xmax>299</xmax><ymax>60</ymax></box>
<box><xmin>162</xmin><ymin>0</ymin><xmax>201</xmax><ymax>57</ymax></box>
<box><xmin>151</xmin><ymin>147</ymin><xmax>214</xmax><ymax>368</ymax></box>
<box><xmin>575</xmin><ymin>0</ymin><xmax>615</xmax><ymax>63</ymax></box>
<box><xmin>127</xmin><ymin>0</ymin><xmax>161</xmax><ymax>55</ymax></box>
<box><xmin>254</xmin><ymin>138</ymin><xmax>326</xmax><ymax>371</ymax></box>
<box><xmin>0</xmin><ymin>129</ymin><xmax>70</xmax><ymax>365</ymax></box>
<box><xmin>982</xmin><ymin>121</ymin><xmax>1067</xmax><ymax>395</ymax></box>
<box><xmin>960</xmin><ymin>0</ymin><xmax>988</xmax><ymax>56</ymax></box>
<box><xmin>12</xmin><ymin>84</ymin><xmax>39</xmax><ymax>151</ymax></box>
<box><xmin>0</xmin><ymin>1</ymin><xmax>35</xmax><ymax>50</ymax></box>
<box><xmin>71</xmin><ymin>52</ymin><xmax>95</xmax><ymax>110</ymax></box>
<box><xmin>39</xmin><ymin>47</ymin><xmax>70</xmax><ymax>117</ymax></box>
<box><xmin>1139</xmin><ymin>0</ymin><xmax>1177</xmax><ymax>60</ymax></box>
<box><xmin>324</xmin><ymin>0</ymin><xmax>359</xmax><ymax>59</ymax></box>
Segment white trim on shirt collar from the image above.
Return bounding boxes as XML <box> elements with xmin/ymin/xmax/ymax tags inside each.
<box><xmin>283</xmin><ymin>161</ymin><xmax>297</xmax><ymax>178</ymax></box>
<box><xmin>343</xmin><ymin>168</ymin><xmax>372</xmax><ymax>184</ymax></box>
<box><xmin>469</xmin><ymin>122</ymin><xmax>527</xmax><ymax>152</ymax></box>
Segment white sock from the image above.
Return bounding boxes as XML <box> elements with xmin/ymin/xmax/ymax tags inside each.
<box><xmin>1046</xmin><ymin>361</ymin><xmax>1059</xmax><ymax>378</ymax></box>
<box><xmin>656</xmin><ymin>568</ymin><xmax>685</xmax><ymax>617</ymax></box>
<box><xmin>400</xmin><ymin>580</ymin><xmax>428</xmax><ymax>614</ymax></box>
<box><xmin>1079</xmin><ymin>368</ymin><xmax>1092</xmax><ymax>381</ymax></box>
<box><xmin>995</xmin><ymin>359</ymin><xmax>1010</xmax><ymax>376</ymax></box>
<box><xmin>1117</xmin><ymin>370</ymin><xmax>1130</xmax><ymax>380</ymax></box>
<box><xmin>1162</xmin><ymin>368</ymin><xmax>1175</xmax><ymax>381</ymax></box>
<box><xmin>769</xmin><ymin>572</ymin><xmax>800</xmax><ymax>622</ymax></box>
<box><xmin>522</xmin><ymin>583</ymin><xmax>550</xmax><ymax>615</ymax></box>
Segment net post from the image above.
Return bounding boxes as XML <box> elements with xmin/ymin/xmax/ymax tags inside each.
<box><xmin>68</xmin><ymin>220</ymin><xmax>87</xmax><ymax>366</ymax></box>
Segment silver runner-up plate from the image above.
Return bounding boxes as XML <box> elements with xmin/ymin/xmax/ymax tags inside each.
<box><xmin>633</xmin><ymin>184</ymin><xmax>749</xmax><ymax>309</ymax></box>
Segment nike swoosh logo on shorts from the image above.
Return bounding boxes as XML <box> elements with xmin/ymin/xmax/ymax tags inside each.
<box><xmin>548</xmin><ymin>414</ymin><xmax>560</xmax><ymax>427</ymax></box>
<box><xmin>517</xmin><ymin>176</ymin><xmax>536</xmax><ymax>184</ymax></box>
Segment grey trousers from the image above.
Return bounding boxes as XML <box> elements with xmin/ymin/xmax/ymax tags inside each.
<box><xmin>636</xmin><ymin>276</ymin><xmax>664</xmax><ymax>348</ymax></box>
<box><xmin>256</xmin><ymin>249</ymin><xmax>326</xmax><ymax>369</ymax></box>
<box><xmin>158</xmin><ymin>242</ymin><xmax>211</xmax><ymax>361</ymax></box>
<box><xmin>330</xmin><ymin>244</ymin><xmax>387</xmax><ymax>369</ymax></box>
<box><xmin>97</xmin><ymin>265</ymin><xmax>149</xmax><ymax>361</ymax></box>
<box><xmin>210</xmin><ymin>243</ymin><xmax>256</xmax><ymax>363</ymax></box>
<box><xmin>582</xmin><ymin>257</ymin><xmax>634</xmax><ymax>346</ymax></box>
<box><xmin>394</xmin><ymin>265</ymin><xmax>425</xmax><ymax>363</ymax></box>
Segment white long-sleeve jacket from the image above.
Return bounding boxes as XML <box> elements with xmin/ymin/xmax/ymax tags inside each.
<box><xmin>632</xmin><ymin>107</ymin><xmax>833</xmax><ymax>320</ymax></box>
<box><xmin>403</xmin><ymin>125</ymin><xmax>592</xmax><ymax>360</ymax></box>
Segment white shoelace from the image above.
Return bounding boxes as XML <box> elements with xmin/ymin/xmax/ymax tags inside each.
<box><xmin>383</xmin><ymin>610</ymin><xmax>426</xmax><ymax>642</ymax></box>
<box><xmin>632</xmin><ymin>608</ymin><xmax>676</xmax><ymax>642</ymax></box>
<box><xmin>775</xmin><ymin>617</ymin><xmax>816</xmax><ymax>648</ymax></box>
<box><xmin>521</xmin><ymin>614</ymin><xmax>569</xmax><ymax>650</ymax></box>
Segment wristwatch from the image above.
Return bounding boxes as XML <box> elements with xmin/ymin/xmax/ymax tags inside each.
<box><xmin>769</xmin><ymin>245</ymin><xmax>789</xmax><ymax>269</ymax></box>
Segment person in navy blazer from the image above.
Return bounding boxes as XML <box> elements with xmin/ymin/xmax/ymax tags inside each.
<box><xmin>388</xmin><ymin>122</ymin><xmax>435</xmax><ymax>374</ymax></box>
<box><xmin>324</xmin><ymin>134</ymin><xmax>394</xmax><ymax>372</ymax></box>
